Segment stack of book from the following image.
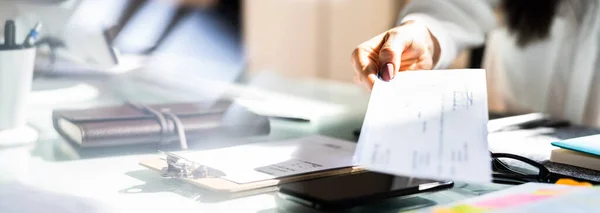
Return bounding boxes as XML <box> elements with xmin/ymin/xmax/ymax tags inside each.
<box><xmin>550</xmin><ymin>135</ymin><xmax>600</xmax><ymax>172</ymax></box>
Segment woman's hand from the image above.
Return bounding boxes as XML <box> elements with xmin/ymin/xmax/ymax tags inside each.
<box><xmin>351</xmin><ymin>21</ymin><xmax>440</xmax><ymax>91</ymax></box>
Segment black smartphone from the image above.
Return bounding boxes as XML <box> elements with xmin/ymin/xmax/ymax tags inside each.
<box><xmin>278</xmin><ymin>172</ymin><xmax>454</xmax><ymax>210</ymax></box>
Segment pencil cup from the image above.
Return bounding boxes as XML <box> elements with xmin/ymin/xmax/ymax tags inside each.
<box><xmin>0</xmin><ymin>47</ymin><xmax>36</xmax><ymax>130</ymax></box>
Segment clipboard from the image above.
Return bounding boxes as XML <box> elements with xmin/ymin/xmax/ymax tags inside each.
<box><xmin>138</xmin><ymin>136</ymin><xmax>365</xmax><ymax>194</ymax></box>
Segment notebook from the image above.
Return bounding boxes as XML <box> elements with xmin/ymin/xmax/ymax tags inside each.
<box><xmin>550</xmin><ymin>149</ymin><xmax>600</xmax><ymax>171</ymax></box>
<box><xmin>550</xmin><ymin>135</ymin><xmax>600</xmax><ymax>172</ymax></box>
<box><xmin>551</xmin><ymin>134</ymin><xmax>600</xmax><ymax>157</ymax></box>
<box><xmin>52</xmin><ymin>100</ymin><xmax>270</xmax><ymax>148</ymax></box>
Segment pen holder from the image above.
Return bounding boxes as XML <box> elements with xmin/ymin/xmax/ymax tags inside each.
<box><xmin>0</xmin><ymin>47</ymin><xmax>36</xmax><ymax>130</ymax></box>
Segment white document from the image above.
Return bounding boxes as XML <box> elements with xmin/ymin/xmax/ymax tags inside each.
<box><xmin>176</xmin><ymin>135</ymin><xmax>356</xmax><ymax>184</ymax></box>
<box><xmin>355</xmin><ymin>69</ymin><xmax>491</xmax><ymax>182</ymax></box>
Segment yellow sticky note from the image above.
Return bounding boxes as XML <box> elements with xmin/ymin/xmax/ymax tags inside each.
<box><xmin>556</xmin><ymin>178</ymin><xmax>593</xmax><ymax>187</ymax></box>
<box><xmin>432</xmin><ymin>205</ymin><xmax>488</xmax><ymax>213</ymax></box>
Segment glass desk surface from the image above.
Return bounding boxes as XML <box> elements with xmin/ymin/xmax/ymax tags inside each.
<box><xmin>0</xmin><ymin>73</ymin><xmax>507</xmax><ymax>213</ymax></box>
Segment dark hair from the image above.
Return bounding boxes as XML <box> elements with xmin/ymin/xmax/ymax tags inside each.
<box><xmin>503</xmin><ymin>0</ymin><xmax>562</xmax><ymax>47</ymax></box>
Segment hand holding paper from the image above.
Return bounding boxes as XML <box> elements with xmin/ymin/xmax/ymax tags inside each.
<box><xmin>354</xmin><ymin>69</ymin><xmax>491</xmax><ymax>182</ymax></box>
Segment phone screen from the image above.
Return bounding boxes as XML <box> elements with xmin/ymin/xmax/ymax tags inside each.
<box><xmin>279</xmin><ymin>172</ymin><xmax>452</xmax><ymax>209</ymax></box>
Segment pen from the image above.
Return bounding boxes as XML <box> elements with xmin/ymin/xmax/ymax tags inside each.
<box><xmin>23</xmin><ymin>22</ymin><xmax>42</xmax><ymax>48</ymax></box>
<box><xmin>269</xmin><ymin>116</ymin><xmax>311</xmax><ymax>122</ymax></box>
<box><xmin>4</xmin><ymin>20</ymin><xmax>16</xmax><ymax>48</ymax></box>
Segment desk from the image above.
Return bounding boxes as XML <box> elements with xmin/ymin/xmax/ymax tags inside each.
<box><xmin>1</xmin><ymin>72</ymin><xmax>507</xmax><ymax>212</ymax></box>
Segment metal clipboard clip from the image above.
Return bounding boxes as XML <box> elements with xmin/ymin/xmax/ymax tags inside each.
<box><xmin>159</xmin><ymin>151</ymin><xmax>226</xmax><ymax>179</ymax></box>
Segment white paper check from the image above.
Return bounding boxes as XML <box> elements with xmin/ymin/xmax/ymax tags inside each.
<box><xmin>355</xmin><ymin>69</ymin><xmax>491</xmax><ymax>182</ymax></box>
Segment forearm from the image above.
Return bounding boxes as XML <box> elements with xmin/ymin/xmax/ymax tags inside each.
<box><xmin>398</xmin><ymin>0</ymin><xmax>497</xmax><ymax>69</ymax></box>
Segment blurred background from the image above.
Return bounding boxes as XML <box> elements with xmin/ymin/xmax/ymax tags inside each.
<box><xmin>0</xmin><ymin>0</ymin><xmax>497</xmax><ymax>160</ymax></box>
<box><xmin>0</xmin><ymin>0</ymin><xmax>477</xmax><ymax>84</ymax></box>
<box><xmin>0</xmin><ymin>0</ymin><xmax>493</xmax><ymax>158</ymax></box>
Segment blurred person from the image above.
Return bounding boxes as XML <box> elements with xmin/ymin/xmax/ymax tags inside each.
<box><xmin>351</xmin><ymin>0</ymin><xmax>600</xmax><ymax>127</ymax></box>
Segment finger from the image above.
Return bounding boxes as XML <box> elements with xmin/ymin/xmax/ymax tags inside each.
<box><xmin>351</xmin><ymin>48</ymin><xmax>379</xmax><ymax>90</ymax></box>
<box><xmin>400</xmin><ymin>46</ymin><xmax>424</xmax><ymax>62</ymax></box>
<box><xmin>413</xmin><ymin>53</ymin><xmax>433</xmax><ymax>70</ymax></box>
<box><xmin>362</xmin><ymin>72</ymin><xmax>378</xmax><ymax>91</ymax></box>
<box><xmin>353</xmin><ymin>72</ymin><xmax>376</xmax><ymax>91</ymax></box>
<box><xmin>351</xmin><ymin>32</ymin><xmax>387</xmax><ymax>90</ymax></box>
<box><xmin>378</xmin><ymin>31</ymin><xmax>407</xmax><ymax>82</ymax></box>
<box><xmin>400</xmin><ymin>62</ymin><xmax>416</xmax><ymax>71</ymax></box>
<box><xmin>400</xmin><ymin>54</ymin><xmax>419</xmax><ymax>64</ymax></box>
<box><xmin>400</xmin><ymin>54</ymin><xmax>433</xmax><ymax>71</ymax></box>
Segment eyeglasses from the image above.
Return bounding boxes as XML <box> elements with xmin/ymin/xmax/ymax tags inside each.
<box><xmin>491</xmin><ymin>152</ymin><xmax>553</xmax><ymax>185</ymax></box>
<box><xmin>490</xmin><ymin>152</ymin><xmax>597</xmax><ymax>185</ymax></box>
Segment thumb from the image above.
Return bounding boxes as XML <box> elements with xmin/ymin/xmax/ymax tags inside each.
<box><xmin>378</xmin><ymin>31</ymin><xmax>406</xmax><ymax>82</ymax></box>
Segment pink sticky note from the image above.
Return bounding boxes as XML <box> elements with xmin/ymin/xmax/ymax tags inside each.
<box><xmin>474</xmin><ymin>194</ymin><xmax>551</xmax><ymax>208</ymax></box>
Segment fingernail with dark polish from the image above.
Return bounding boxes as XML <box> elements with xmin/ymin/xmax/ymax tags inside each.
<box><xmin>379</xmin><ymin>63</ymin><xmax>394</xmax><ymax>82</ymax></box>
<box><xmin>386</xmin><ymin>63</ymin><xmax>395</xmax><ymax>80</ymax></box>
